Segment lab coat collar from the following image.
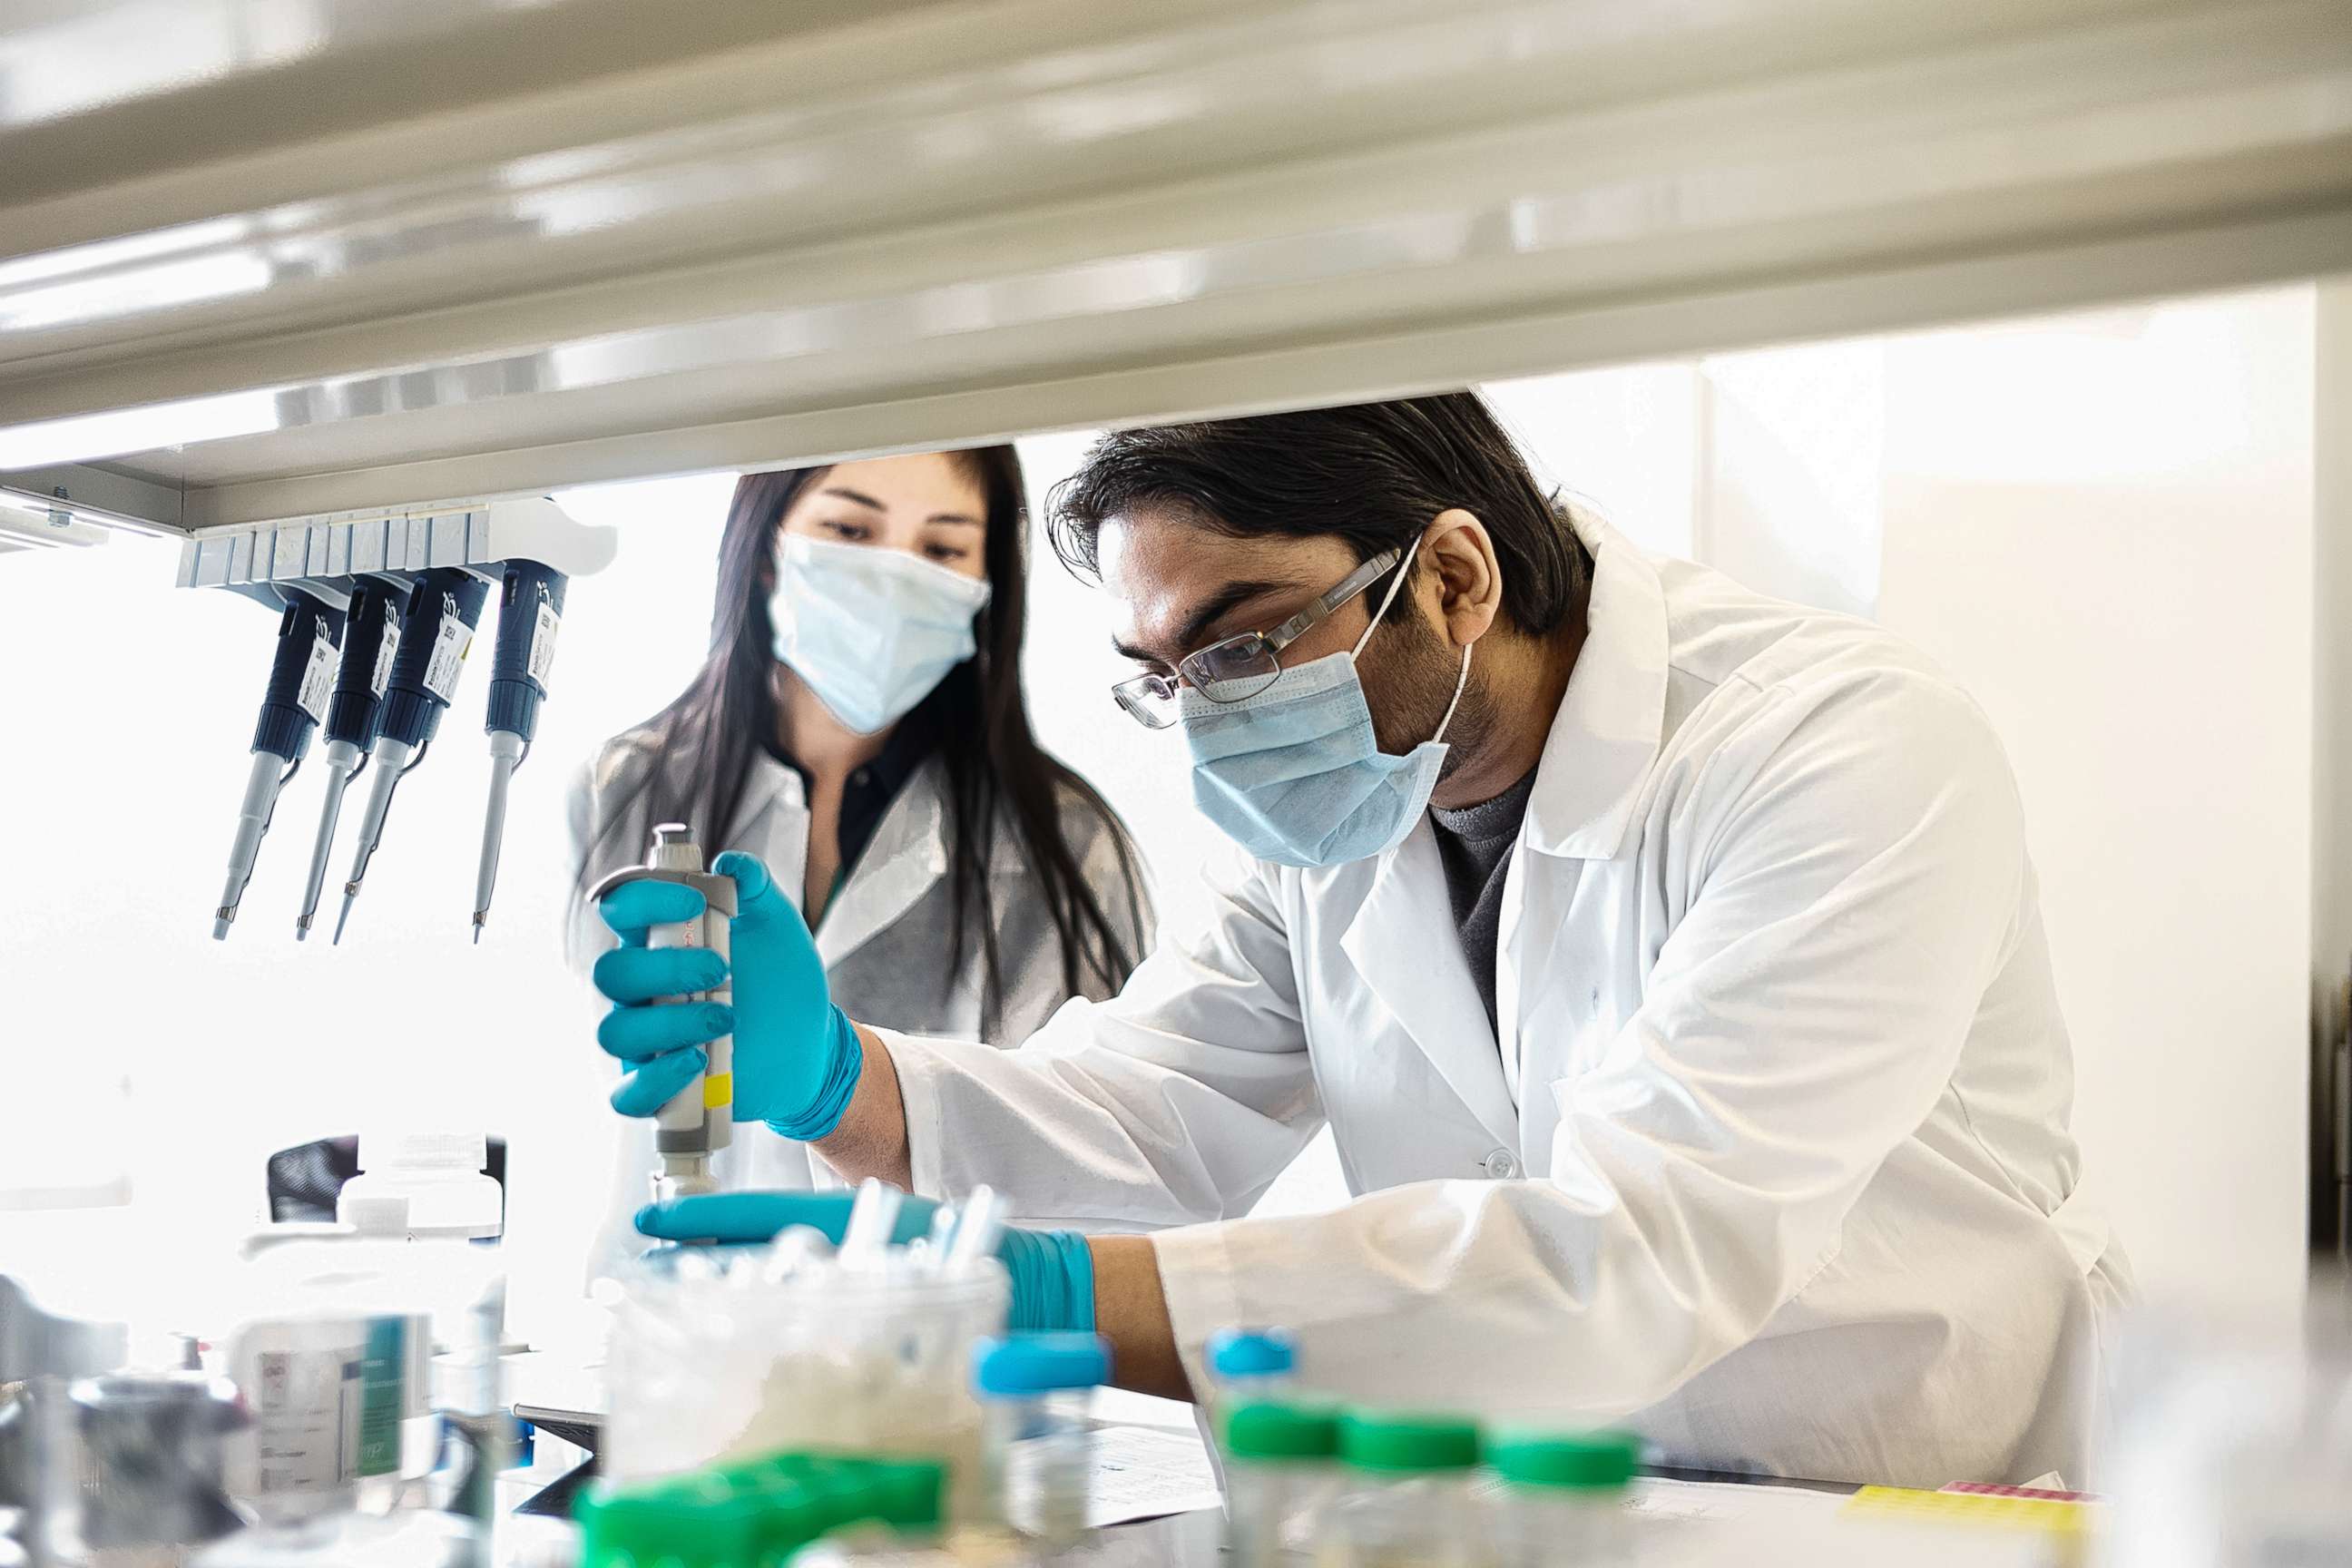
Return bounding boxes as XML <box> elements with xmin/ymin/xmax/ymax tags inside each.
<box><xmin>814</xmin><ymin>758</ymin><xmax>952</xmax><ymax>966</ymax></box>
<box><xmin>725</xmin><ymin>750</ymin><xmax>953</xmax><ymax>967</ymax></box>
<box><xmin>1522</xmin><ymin>519</ymin><xmax>1671</xmax><ymax>861</ymax></box>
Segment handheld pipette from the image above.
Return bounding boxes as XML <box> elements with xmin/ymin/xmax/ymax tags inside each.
<box><xmin>212</xmin><ymin>592</ymin><xmax>346</xmax><ymax>939</ymax></box>
<box><xmin>294</xmin><ymin>579</ymin><xmax>403</xmax><ymax>940</ymax></box>
<box><xmin>471</xmin><ymin>560</ymin><xmax>567</xmax><ymax>943</ymax></box>
<box><xmin>584</xmin><ymin>825</ymin><xmax>738</xmax><ymax>1201</ymax></box>
<box><xmin>333</xmin><ymin>568</ymin><xmax>489</xmax><ymax>944</ymax></box>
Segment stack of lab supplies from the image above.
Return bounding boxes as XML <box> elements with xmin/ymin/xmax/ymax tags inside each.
<box><xmin>603</xmin><ymin>1186</ymin><xmax>1013</xmax><ymax>1524</ymax></box>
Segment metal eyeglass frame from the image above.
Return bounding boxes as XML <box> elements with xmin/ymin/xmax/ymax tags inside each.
<box><xmin>1111</xmin><ymin>544</ymin><xmax>1408</xmax><ymax>729</ymax></box>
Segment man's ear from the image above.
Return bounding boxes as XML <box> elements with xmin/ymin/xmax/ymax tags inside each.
<box><xmin>1425</xmin><ymin>508</ymin><xmax>1502</xmax><ymax>647</ymax></box>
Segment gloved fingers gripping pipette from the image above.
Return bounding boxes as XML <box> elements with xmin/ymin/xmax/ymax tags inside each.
<box><xmin>212</xmin><ymin>592</ymin><xmax>346</xmax><ymax>939</ymax></box>
<box><xmin>472</xmin><ymin>560</ymin><xmax>567</xmax><ymax>943</ymax></box>
<box><xmin>587</xmin><ymin>827</ymin><xmax>739</xmax><ymax>1202</ymax></box>
<box><xmin>591</xmin><ymin>848</ymin><xmax>864</xmax><ymax>1140</ymax></box>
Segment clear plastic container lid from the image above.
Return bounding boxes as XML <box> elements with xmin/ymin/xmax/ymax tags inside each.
<box><xmin>358</xmin><ymin>1132</ymin><xmax>486</xmax><ymax>1172</ymax></box>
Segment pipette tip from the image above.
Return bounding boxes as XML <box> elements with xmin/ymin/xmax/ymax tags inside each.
<box><xmin>211</xmin><ymin>913</ymin><xmax>233</xmax><ymax>941</ymax></box>
<box><xmin>471</xmin><ymin>913</ymin><xmax>486</xmax><ymax>945</ymax></box>
<box><xmin>332</xmin><ymin>895</ymin><xmax>355</xmax><ymax>946</ymax></box>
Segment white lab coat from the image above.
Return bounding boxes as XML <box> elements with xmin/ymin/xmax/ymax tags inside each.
<box><xmin>565</xmin><ymin>739</ymin><xmax>1152</xmax><ymax>1263</ymax></box>
<box><xmin>878</xmin><ymin>517</ymin><xmax>2132</xmax><ymax>1488</ymax></box>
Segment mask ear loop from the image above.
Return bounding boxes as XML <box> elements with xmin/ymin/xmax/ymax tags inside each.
<box><xmin>1349</xmin><ymin>539</ymin><xmax>1422</xmax><ymax>662</ymax></box>
<box><xmin>1430</xmin><ymin>639</ymin><xmax>1473</xmax><ymax>747</ymax></box>
<box><xmin>1350</xmin><ymin>535</ymin><xmax>1475</xmax><ymax>748</ymax></box>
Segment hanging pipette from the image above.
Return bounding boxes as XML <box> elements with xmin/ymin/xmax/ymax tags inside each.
<box><xmin>471</xmin><ymin>560</ymin><xmax>567</xmax><ymax>943</ymax></box>
<box><xmin>333</xmin><ymin>568</ymin><xmax>489</xmax><ymax>944</ymax></box>
<box><xmin>294</xmin><ymin>580</ymin><xmax>403</xmax><ymax>940</ymax></box>
<box><xmin>212</xmin><ymin>592</ymin><xmax>346</xmax><ymax>940</ymax></box>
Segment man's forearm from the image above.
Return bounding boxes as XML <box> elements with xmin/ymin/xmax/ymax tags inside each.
<box><xmin>811</xmin><ymin>1022</ymin><xmax>913</xmax><ymax>1189</ymax></box>
<box><xmin>1090</xmin><ymin>1235</ymin><xmax>1191</xmax><ymax>1401</ymax></box>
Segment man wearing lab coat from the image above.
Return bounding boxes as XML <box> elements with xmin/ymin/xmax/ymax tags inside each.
<box><xmin>593</xmin><ymin>393</ymin><xmax>2131</xmax><ymax>1487</ymax></box>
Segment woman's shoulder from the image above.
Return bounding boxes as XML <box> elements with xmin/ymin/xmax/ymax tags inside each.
<box><xmin>570</xmin><ymin>720</ymin><xmax>683</xmax><ymax>808</ymax></box>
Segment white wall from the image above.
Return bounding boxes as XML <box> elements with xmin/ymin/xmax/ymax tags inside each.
<box><xmin>1873</xmin><ymin>290</ymin><xmax>2319</xmax><ymax>1318</ymax></box>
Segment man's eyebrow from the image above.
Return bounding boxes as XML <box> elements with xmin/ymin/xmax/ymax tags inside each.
<box><xmin>819</xmin><ymin>485</ymin><xmax>885</xmax><ymax>510</ymax></box>
<box><xmin>1112</xmin><ymin>578</ymin><xmax>1296</xmax><ymax>667</ymax></box>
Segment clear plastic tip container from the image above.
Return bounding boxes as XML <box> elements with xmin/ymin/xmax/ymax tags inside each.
<box><xmin>1316</xmin><ymin>1411</ymin><xmax>1489</xmax><ymax>1568</ymax></box>
<box><xmin>1222</xmin><ymin>1401</ymin><xmax>1339</xmax><ymax>1568</ymax></box>
<box><xmin>971</xmin><ymin>1332</ymin><xmax>1109</xmax><ymax>1547</ymax></box>
<box><xmin>1485</xmin><ymin>1430</ymin><xmax>1639</xmax><ymax>1568</ymax></box>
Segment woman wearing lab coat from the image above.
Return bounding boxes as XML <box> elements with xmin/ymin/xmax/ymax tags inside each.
<box><xmin>566</xmin><ymin>447</ymin><xmax>1153</xmax><ymax>1224</ymax></box>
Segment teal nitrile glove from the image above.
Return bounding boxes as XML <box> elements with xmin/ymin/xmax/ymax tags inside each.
<box><xmin>634</xmin><ymin>1191</ymin><xmax>1097</xmax><ymax>1334</ymax></box>
<box><xmin>592</xmin><ymin>850</ymin><xmax>863</xmax><ymax>1140</ymax></box>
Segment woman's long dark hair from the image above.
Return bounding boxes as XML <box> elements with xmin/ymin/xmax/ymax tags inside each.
<box><xmin>579</xmin><ymin>448</ymin><xmax>1146</xmax><ymax>1028</ymax></box>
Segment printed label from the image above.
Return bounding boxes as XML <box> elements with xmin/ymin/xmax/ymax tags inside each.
<box><xmin>423</xmin><ymin>609</ymin><xmax>471</xmax><ymax>703</ymax></box>
<box><xmin>526</xmin><ymin>600</ymin><xmax>561</xmax><ymax>685</ymax></box>
<box><xmin>295</xmin><ymin>627</ymin><xmax>336</xmax><ymax>722</ymax></box>
<box><xmin>368</xmin><ymin>603</ymin><xmax>400</xmax><ymax>697</ymax></box>
<box><xmin>227</xmin><ymin>1317</ymin><xmax>369</xmax><ymax>1511</ymax></box>
<box><xmin>355</xmin><ymin>1315</ymin><xmax>407</xmax><ymax>1478</ymax></box>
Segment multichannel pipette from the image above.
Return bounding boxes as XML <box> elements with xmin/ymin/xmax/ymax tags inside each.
<box><xmin>471</xmin><ymin>560</ymin><xmax>567</xmax><ymax>943</ymax></box>
<box><xmin>585</xmin><ymin>825</ymin><xmax>738</xmax><ymax>1201</ymax></box>
<box><xmin>212</xmin><ymin>593</ymin><xmax>347</xmax><ymax>940</ymax></box>
<box><xmin>333</xmin><ymin>568</ymin><xmax>489</xmax><ymax>944</ymax></box>
<box><xmin>294</xmin><ymin>579</ymin><xmax>404</xmax><ymax>940</ymax></box>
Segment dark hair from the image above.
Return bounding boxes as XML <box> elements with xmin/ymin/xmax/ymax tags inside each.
<box><xmin>1047</xmin><ymin>392</ymin><xmax>1591</xmax><ymax>633</ymax></box>
<box><xmin>580</xmin><ymin>448</ymin><xmax>1146</xmax><ymax>1028</ymax></box>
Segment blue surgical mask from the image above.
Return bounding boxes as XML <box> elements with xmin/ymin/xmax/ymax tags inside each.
<box><xmin>771</xmin><ymin>533</ymin><xmax>992</xmax><ymax>735</ymax></box>
<box><xmin>1181</xmin><ymin>554</ymin><xmax>1471</xmax><ymax>868</ymax></box>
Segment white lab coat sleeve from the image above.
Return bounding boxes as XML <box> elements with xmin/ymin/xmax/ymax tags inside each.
<box><xmin>1150</xmin><ymin>671</ymin><xmax>2030</xmax><ymax>1415</ymax></box>
<box><xmin>883</xmin><ymin>845</ymin><xmax>1321</xmax><ymax>1230</ymax></box>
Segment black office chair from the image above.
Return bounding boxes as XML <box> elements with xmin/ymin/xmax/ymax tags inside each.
<box><xmin>263</xmin><ymin>1136</ymin><xmax>509</xmax><ymax>1229</ymax></box>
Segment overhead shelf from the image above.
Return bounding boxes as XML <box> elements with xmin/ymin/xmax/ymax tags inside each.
<box><xmin>2</xmin><ymin>0</ymin><xmax>2348</xmax><ymax>536</ymax></box>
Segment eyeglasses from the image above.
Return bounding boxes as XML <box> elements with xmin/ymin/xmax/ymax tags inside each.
<box><xmin>1111</xmin><ymin>546</ymin><xmax>1406</xmax><ymax>729</ymax></box>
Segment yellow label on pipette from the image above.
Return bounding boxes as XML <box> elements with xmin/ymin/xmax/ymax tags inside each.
<box><xmin>703</xmin><ymin>1073</ymin><xmax>732</xmax><ymax>1109</ymax></box>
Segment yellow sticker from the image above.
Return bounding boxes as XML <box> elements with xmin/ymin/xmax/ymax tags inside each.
<box><xmin>702</xmin><ymin>1073</ymin><xmax>732</xmax><ymax>1109</ymax></box>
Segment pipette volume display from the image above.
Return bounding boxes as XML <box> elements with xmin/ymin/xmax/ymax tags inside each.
<box><xmin>471</xmin><ymin>560</ymin><xmax>567</xmax><ymax>943</ymax></box>
<box><xmin>212</xmin><ymin>592</ymin><xmax>346</xmax><ymax>940</ymax></box>
<box><xmin>295</xmin><ymin>579</ymin><xmax>403</xmax><ymax>941</ymax></box>
<box><xmin>334</xmin><ymin>568</ymin><xmax>490</xmax><ymax>944</ymax></box>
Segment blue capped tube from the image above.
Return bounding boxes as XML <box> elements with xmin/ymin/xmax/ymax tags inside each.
<box><xmin>334</xmin><ymin>568</ymin><xmax>490</xmax><ymax>944</ymax></box>
<box><xmin>470</xmin><ymin>560</ymin><xmax>566</xmax><ymax>944</ymax></box>
<box><xmin>294</xmin><ymin>579</ymin><xmax>404</xmax><ymax>941</ymax></box>
<box><xmin>213</xmin><ymin>592</ymin><xmax>346</xmax><ymax>939</ymax></box>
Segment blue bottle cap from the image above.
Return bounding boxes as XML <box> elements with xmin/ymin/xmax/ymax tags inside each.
<box><xmin>972</xmin><ymin>1332</ymin><xmax>1112</xmax><ymax>1396</ymax></box>
<box><xmin>1208</xmin><ymin>1328</ymin><xmax>1297</xmax><ymax>1381</ymax></box>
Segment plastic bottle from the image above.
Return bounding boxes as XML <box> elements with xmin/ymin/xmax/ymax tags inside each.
<box><xmin>218</xmin><ymin>1231</ymin><xmax>436</xmax><ymax>1529</ymax></box>
<box><xmin>970</xmin><ymin>1333</ymin><xmax>1109</xmax><ymax>1546</ymax></box>
<box><xmin>1484</xmin><ymin>1431</ymin><xmax>1638</xmax><ymax>1568</ymax></box>
<box><xmin>337</xmin><ymin>1133</ymin><xmax>501</xmax><ymax>1241</ymax></box>
<box><xmin>1316</xmin><ymin>1411</ymin><xmax>1488</xmax><ymax>1568</ymax></box>
<box><xmin>1223</xmin><ymin>1401</ymin><xmax>1340</xmax><ymax>1568</ymax></box>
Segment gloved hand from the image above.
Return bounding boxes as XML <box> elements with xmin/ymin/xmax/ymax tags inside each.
<box><xmin>634</xmin><ymin>1191</ymin><xmax>1096</xmax><ymax>1334</ymax></box>
<box><xmin>593</xmin><ymin>850</ymin><xmax>863</xmax><ymax>1141</ymax></box>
